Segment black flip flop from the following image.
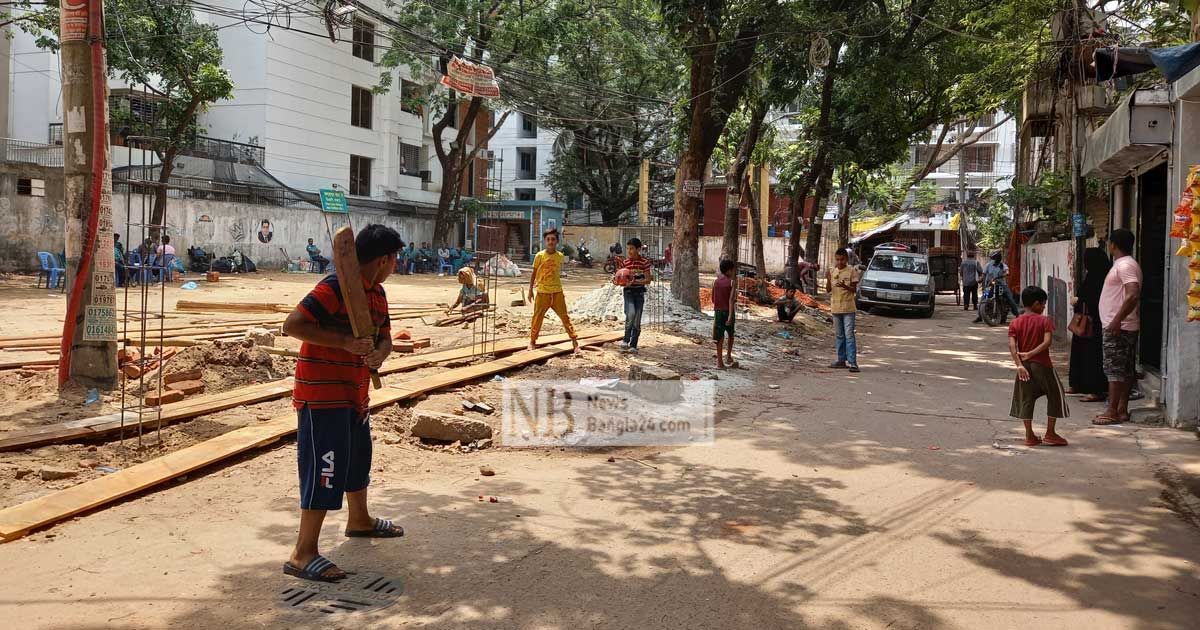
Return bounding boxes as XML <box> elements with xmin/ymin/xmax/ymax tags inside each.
<box><xmin>283</xmin><ymin>554</ymin><xmax>345</xmax><ymax>583</ymax></box>
<box><xmin>346</xmin><ymin>517</ymin><xmax>405</xmax><ymax>538</ymax></box>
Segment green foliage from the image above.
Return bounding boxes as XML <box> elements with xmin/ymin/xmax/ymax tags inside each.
<box><xmin>998</xmin><ymin>171</ymin><xmax>1072</xmax><ymax>223</ymax></box>
<box><xmin>15</xmin><ymin>0</ymin><xmax>234</xmax><ymax>157</ymax></box>
<box><xmin>911</xmin><ymin>181</ymin><xmax>940</xmax><ymax>213</ymax></box>
<box><xmin>534</xmin><ymin>0</ymin><xmax>681</xmax><ymax>225</ymax></box>
<box><xmin>971</xmin><ymin>205</ymin><xmax>1013</xmax><ymax>251</ymax></box>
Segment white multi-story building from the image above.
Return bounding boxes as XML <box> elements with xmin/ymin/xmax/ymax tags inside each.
<box><xmin>908</xmin><ymin>111</ymin><xmax>1019</xmax><ymax>204</ymax></box>
<box><xmin>487</xmin><ymin>109</ymin><xmax>558</xmax><ymax>202</ymax></box>
<box><xmin>2</xmin><ymin>2</ymin><xmax>482</xmax><ymax>207</ymax></box>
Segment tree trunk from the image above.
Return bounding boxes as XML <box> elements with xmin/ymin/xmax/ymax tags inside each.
<box><xmin>837</xmin><ymin>167</ymin><xmax>851</xmax><ymax>248</ymax></box>
<box><xmin>785</xmin><ymin>38</ymin><xmax>841</xmax><ymax>277</ymax></box>
<box><xmin>744</xmin><ymin>170</ymin><xmax>769</xmax><ymax>302</ymax></box>
<box><xmin>785</xmin><ymin>186</ymin><xmax>807</xmax><ymax>284</ymax></box>
<box><xmin>672</xmin><ymin>152</ymin><xmax>704</xmax><ymax>307</ymax></box>
<box><xmin>720</xmin><ymin>100</ymin><xmax>767</xmax><ymax>265</ymax></box>
<box><xmin>669</xmin><ymin>17</ymin><xmax>761</xmax><ymax>307</ymax></box>
<box><xmin>804</xmin><ymin>168</ymin><xmax>832</xmax><ymax>264</ymax></box>
<box><xmin>720</xmin><ymin>163</ymin><xmax>740</xmax><ymax>264</ymax></box>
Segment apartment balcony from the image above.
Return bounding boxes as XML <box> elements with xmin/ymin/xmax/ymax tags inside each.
<box><xmin>0</xmin><ymin>137</ymin><xmax>63</xmax><ymax>168</ymax></box>
<box><xmin>111</xmin><ymin>131</ymin><xmax>266</xmax><ymax>165</ymax></box>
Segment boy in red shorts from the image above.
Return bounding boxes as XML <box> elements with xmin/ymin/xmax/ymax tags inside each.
<box><xmin>281</xmin><ymin>224</ymin><xmax>405</xmax><ymax>582</ymax></box>
<box><xmin>1008</xmin><ymin>285</ymin><xmax>1070</xmax><ymax>447</ymax></box>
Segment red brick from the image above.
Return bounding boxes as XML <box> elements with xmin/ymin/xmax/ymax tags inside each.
<box><xmin>165</xmin><ymin>379</ymin><xmax>205</xmax><ymax>395</ymax></box>
<box><xmin>145</xmin><ymin>389</ymin><xmax>185</xmax><ymax>406</ymax></box>
<box><xmin>164</xmin><ymin>368</ymin><xmax>203</xmax><ymax>384</ymax></box>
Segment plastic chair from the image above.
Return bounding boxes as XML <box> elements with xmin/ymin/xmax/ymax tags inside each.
<box><xmin>438</xmin><ymin>256</ymin><xmax>453</xmax><ymax>275</ymax></box>
<box><xmin>159</xmin><ymin>253</ymin><xmax>176</xmax><ymax>283</ymax></box>
<box><xmin>36</xmin><ymin>252</ymin><xmax>64</xmax><ymax>290</ymax></box>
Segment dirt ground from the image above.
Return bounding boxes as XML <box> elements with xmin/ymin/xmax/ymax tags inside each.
<box><xmin>0</xmin><ymin>286</ymin><xmax>1196</xmax><ymax>629</ymax></box>
<box><xmin>0</xmin><ymin>266</ymin><xmax>830</xmax><ymax>511</ymax></box>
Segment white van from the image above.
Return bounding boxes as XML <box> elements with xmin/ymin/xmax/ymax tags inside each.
<box><xmin>855</xmin><ymin>250</ymin><xmax>936</xmax><ymax>317</ymax></box>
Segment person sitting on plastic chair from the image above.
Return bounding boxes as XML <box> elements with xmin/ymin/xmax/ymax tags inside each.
<box><xmin>306</xmin><ymin>238</ymin><xmax>330</xmax><ymax>273</ymax></box>
<box><xmin>156</xmin><ymin>235</ymin><xmax>177</xmax><ymax>283</ymax></box>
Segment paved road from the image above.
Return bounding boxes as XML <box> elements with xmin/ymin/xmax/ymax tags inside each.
<box><xmin>1</xmin><ymin>299</ymin><xmax>1198</xmax><ymax>629</ymax></box>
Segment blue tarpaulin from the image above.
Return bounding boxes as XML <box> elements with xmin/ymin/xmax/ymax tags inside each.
<box><xmin>1095</xmin><ymin>43</ymin><xmax>1200</xmax><ymax>83</ymax></box>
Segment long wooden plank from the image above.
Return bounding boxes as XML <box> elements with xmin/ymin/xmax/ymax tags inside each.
<box><xmin>0</xmin><ymin>332</ymin><xmax>620</xmax><ymax>541</ymax></box>
<box><xmin>0</xmin><ymin>332</ymin><xmax>594</xmax><ymax>452</ymax></box>
<box><xmin>0</xmin><ymin>352</ymin><xmax>59</xmax><ymax>370</ymax></box>
<box><xmin>331</xmin><ymin>226</ymin><xmax>383</xmax><ymax>389</ymax></box>
<box><xmin>0</xmin><ymin>380</ymin><xmax>295</xmax><ymax>452</ymax></box>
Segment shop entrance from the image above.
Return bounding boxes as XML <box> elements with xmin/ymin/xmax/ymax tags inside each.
<box><xmin>1136</xmin><ymin>162</ymin><xmax>1167</xmax><ymax>372</ymax></box>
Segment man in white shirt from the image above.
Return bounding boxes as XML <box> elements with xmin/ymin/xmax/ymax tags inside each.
<box><xmin>1095</xmin><ymin>229</ymin><xmax>1142</xmax><ymax>425</ymax></box>
<box><xmin>156</xmin><ymin>234</ymin><xmax>176</xmax><ymax>257</ymax></box>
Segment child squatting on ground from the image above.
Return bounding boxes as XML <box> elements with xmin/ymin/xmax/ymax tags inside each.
<box><xmin>447</xmin><ymin>267</ymin><xmax>489</xmax><ymax>315</ymax></box>
<box><xmin>528</xmin><ymin>228</ymin><xmax>580</xmax><ymax>353</ymax></box>
<box><xmin>1008</xmin><ymin>285</ymin><xmax>1070</xmax><ymax>447</ymax></box>
<box><xmin>280</xmin><ymin>224</ymin><xmax>407</xmax><ymax>583</ymax></box>
<box><xmin>712</xmin><ymin>259</ymin><xmax>738</xmax><ymax>369</ymax></box>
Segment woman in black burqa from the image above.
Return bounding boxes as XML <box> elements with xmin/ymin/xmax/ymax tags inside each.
<box><xmin>1068</xmin><ymin>247</ymin><xmax>1111</xmax><ymax>402</ymax></box>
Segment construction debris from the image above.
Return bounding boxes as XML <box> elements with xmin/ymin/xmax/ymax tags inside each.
<box><xmin>411</xmin><ymin>410</ymin><xmax>493</xmax><ymax>443</ymax></box>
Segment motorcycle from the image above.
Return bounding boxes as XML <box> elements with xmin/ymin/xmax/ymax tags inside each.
<box><xmin>978</xmin><ymin>276</ymin><xmax>1009</xmax><ymax>327</ymax></box>
<box><xmin>575</xmin><ymin>244</ymin><xmax>594</xmax><ymax>268</ymax></box>
<box><xmin>603</xmin><ymin>254</ymin><xmax>619</xmax><ymax>274</ymax></box>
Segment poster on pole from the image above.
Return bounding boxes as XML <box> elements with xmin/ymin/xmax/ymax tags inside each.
<box><xmin>60</xmin><ymin>0</ymin><xmax>88</xmax><ymax>42</ymax></box>
<box><xmin>83</xmin><ymin>171</ymin><xmax>117</xmax><ymax>341</ymax></box>
<box><xmin>439</xmin><ymin>57</ymin><xmax>501</xmax><ymax>98</ymax></box>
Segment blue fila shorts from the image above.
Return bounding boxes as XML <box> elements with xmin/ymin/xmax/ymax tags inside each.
<box><xmin>297</xmin><ymin>406</ymin><xmax>372</xmax><ymax>510</ymax></box>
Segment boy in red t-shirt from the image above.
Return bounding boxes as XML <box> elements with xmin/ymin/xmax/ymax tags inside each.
<box><xmin>1007</xmin><ymin>285</ymin><xmax>1070</xmax><ymax>447</ymax></box>
<box><xmin>281</xmin><ymin>224</ymin><xmax>405</xmax><ymax>583</ymax></box>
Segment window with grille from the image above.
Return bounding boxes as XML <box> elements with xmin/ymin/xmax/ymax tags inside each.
<box><xmin>17</xmin><ymin>178</ymin><xmax>46</xmax><ymax>197</ymax></box>
<box><xmin>961</xmin><ymin>145</ymin><xmax>996</xmax><ymax>172</ymax></box>
<box><xmin>517</xmin><ymin>147</ymin><xmax>536</xmax><ymax>179</ymax></box>
<box><xmin>519</xmin><ymin>111</ymin><xmax>537</xmax><ymax>138</ymax></box>
<box><xmin>350</xmin><ymin>155</ymin><xmax>372</xmax><ymax>196</ymax></box>
<box><xmin>352</xmin><ymin>19</ymin><xmax>375</xmax><ymax>62</ymax></box>
<box><xmin>351</xmin><ymin>86</ymin><xmax>372</xmax><ymax>129</ymax></box>
<box><xmin>399</xmin><ymin>142</ymin><xmax>421</xmax><ymax>176</ymax></box>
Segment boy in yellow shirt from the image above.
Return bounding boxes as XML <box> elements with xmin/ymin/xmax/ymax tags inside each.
<box><xmin>527</xmin><ymin>228</ymin><xmax>580</xmax><ymax>353</ymax></box>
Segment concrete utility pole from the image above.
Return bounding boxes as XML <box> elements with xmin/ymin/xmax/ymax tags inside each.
<box><xmin>57</xmin><ymin>0</ymin><xmax>118</xmax><ymax>388</ymax></box>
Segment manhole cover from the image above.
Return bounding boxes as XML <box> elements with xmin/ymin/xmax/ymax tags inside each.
<box><xmin>278</xmin><ymin>572</ymin><xmax>404</xmax><ymax>615</ymax></box>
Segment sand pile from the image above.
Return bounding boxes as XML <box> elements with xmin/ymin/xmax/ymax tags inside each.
<box><xmin>154</xmin><ymin>340</ymin><xmax>294</xmax><ymax>394</ymax></box>
<box><xmin>570</xmin><ymin>283</ymin><xmax>704</xmax><ymax>323</ymax></box>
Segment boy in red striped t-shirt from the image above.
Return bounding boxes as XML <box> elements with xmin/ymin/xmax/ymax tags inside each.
<box><xmin>615</xmin><ymin>237</ymin><xmax>652</xmax><ymax>353</ymax></box>
<box><xmin>281</xmin><ymin>224</ymin><xmax>405</xmax><ymax>583</ymax></box>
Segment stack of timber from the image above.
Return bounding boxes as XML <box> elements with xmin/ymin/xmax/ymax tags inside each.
<box><xmin>0</xmin><ymin>332</ymin><xmax>621</xmax><ymax>541</ymax></box>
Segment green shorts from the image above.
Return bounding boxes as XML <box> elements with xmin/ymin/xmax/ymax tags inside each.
<box><xmin>1009</xmin><ymin>362</ymin><xmax>1070</xmax><ymax>420</ymax></box>
<box><xmin>713</xmin><ymin>310</ymin><xmax>735</xmax><ymax>340</ymax></box>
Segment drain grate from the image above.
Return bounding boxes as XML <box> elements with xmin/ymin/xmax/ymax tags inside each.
<box><xmin>279</xmin><ymin>572</ymin><xmax>404</xmax><ymax>615</ymax></box>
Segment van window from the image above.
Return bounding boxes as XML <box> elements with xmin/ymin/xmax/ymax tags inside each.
<box><xmin>869</xmin><ymin>254</ymin><xmax>927</xmax><ymax>274</ymax></box>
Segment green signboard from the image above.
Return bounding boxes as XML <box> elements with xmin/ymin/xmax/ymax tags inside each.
<box><xmin>319</xmin><ymin>189</ymin><xmax>348</xmax><ymax>213</ymax></box>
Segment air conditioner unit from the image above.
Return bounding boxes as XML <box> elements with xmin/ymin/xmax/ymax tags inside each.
<box><xmin>482</xmin><ymin>150</ymin><xmax>495</xmax><ymax>160</ymax></box>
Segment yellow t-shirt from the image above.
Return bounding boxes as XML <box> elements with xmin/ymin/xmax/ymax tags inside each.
<box><xmin>830</xmin><ymin>265</ymin><xmax>860</xmax><ymax>314</ymax></box>
<box><xmin>533</xmin><ymin>249</ymin><xmax>565</xmax><ymax>294</ymax></box>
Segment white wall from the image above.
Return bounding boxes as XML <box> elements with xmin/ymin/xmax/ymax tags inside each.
<box><xmin>5</xmin><ymin>28</ymin><xmax>60</xmax><ymax>142</ymax></box>
<box><xmin>114</xmin><ymin>192</ymin><xmax>433</xmax><ymax>268</ymax></box>
<box><xmin>698</xmin><ymin>236</ymin><xmax>789</xmax><ymax>274</ymax></box>
<box><xmin>489</xmin><ymin>110</ymin><xmax>557</xmax><ymax>201</ymax></box>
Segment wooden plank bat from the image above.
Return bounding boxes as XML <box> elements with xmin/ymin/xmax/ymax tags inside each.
<box><xmin>331</xmin><ymin>226</ymin><xmax>383</xmax><ymax>389</ymax></box>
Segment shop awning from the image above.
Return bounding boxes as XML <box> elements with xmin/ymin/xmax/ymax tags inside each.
<box><xmin>1082</xmin><ymin>87</ymin><xmax>1171</xmax><ymax>180</ymax></box>
<box><xmin>850</xmin><ymin>213</ymin><xmax>909</xmax><ymax>244</ymax></box>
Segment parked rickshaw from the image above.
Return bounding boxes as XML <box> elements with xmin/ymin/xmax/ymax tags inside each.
<box><xmin>926</xmin><ymin>249</ymin><xmax>962</xmax><ymax>306</ymax></box>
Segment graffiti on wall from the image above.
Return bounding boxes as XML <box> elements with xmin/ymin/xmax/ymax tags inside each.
<box><xmin>1023</xmin><ymin>240</ymin><xmax>1075</xmax><ymax>340</ymax></box>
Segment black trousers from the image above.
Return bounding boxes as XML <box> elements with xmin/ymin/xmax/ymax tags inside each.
<box><xmin>963</xmin><ymin>283</ymin><xmax>979</xmax><ymax>309</ymax></box>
